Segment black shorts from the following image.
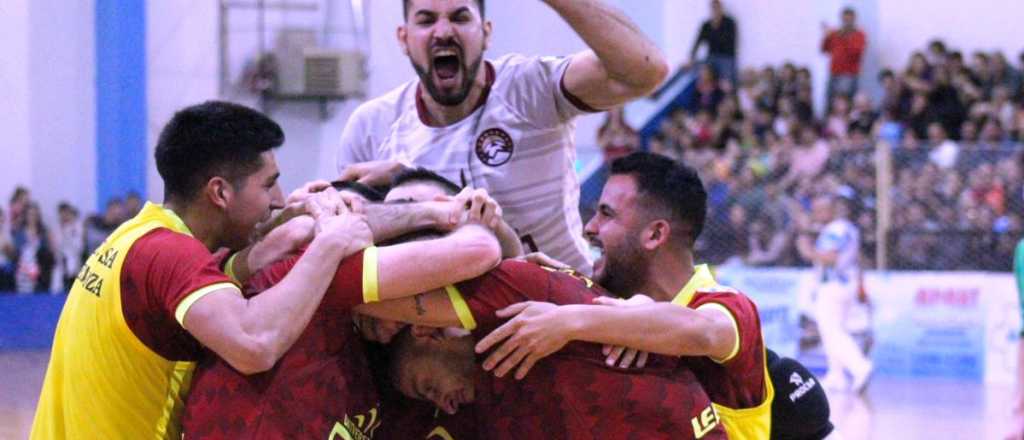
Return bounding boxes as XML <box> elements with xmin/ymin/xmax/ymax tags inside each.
<box><xmin>767</xmin><ymin>349</ymin><xmax>835</xmax><ymax>440</ymax></box>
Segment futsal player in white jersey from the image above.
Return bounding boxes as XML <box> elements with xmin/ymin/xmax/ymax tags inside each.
<box><xmin>337</xmin><ymin>0</ymin><xmax>668</xmax><ymax>274</ymax></box>
<box><xmin>797</xmin><ymin>195</ymin><xmax>873</xmax><ymax>394</ymax></box>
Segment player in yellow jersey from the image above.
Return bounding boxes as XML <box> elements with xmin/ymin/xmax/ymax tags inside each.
<box><xmin>30</xmin><ymin>101</ymin><xmax>472</xmax><ymax>439</ymax></box>
<box><xmin>475</xmin><ymin>152</ymin><xmax>778</xmax><ymax>439</ymax></box>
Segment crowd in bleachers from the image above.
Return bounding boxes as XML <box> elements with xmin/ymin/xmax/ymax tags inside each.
<box><xmin>599</xmin><ymin>41</ymin><xmax>1024</xmax><ymax>271</ymax></box>
<box><xmin>0</xmin><ymin>187</ymin><xmax>141</xmax><ymax>294</ymax></box>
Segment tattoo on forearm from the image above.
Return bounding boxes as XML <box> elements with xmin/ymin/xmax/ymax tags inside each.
<box><xmin>365</xmin><ymin>203</ymin><xmax>432</xmax><ymax>240</ymax></box>
<box><xmin>414</xmin><ymin>294</ymin><xmax>427</xmax><ymax>316</ymax></box>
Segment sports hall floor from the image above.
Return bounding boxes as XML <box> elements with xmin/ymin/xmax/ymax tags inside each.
<box><xmin>0</xmin><ymin>350</ymin><xmax>1013</xmax><ymax>439</ymax></box>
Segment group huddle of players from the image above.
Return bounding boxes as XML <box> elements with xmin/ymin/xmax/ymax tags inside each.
<box><xmin>183</xmin><ymin>157</ymin><xmax>834</xmax><ymax>440</ymax></box>
<box><xmin>30</xmin><ymin>1</ymin><xmax>839</xmax><ymax>438</ymax></box>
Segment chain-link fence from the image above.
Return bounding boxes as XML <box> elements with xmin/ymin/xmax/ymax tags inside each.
<box><xmin>883</xmin><ymin>144</ymin><xmax>1022</xmax><ymax>271</ymax></box>
<box><xmin>628</xmin><ymin>142</ymin><xmax>1024</xmax><ymax>271</ymax></box>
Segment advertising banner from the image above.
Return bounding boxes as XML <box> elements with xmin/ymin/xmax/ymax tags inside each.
<box><xmin>713</xmin><ymin>266</ymin><xmax>1019</xmax><ymax>383</ymax></box>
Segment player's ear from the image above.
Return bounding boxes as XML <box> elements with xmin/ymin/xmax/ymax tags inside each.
<box><xmin>205</xmin><ymin>177</ymin><xmax>233</xmax><ymax>210</ymax></box>
<box><xmin>642</xmin><ymin>220</ymin><xmax>671</xmax><ymax>251</ymax></box>
<box><xmin>397</xmin><ymin>25</ymin><xmax>410</xmax><ymax>56</ymax></box>
<box><xmin>481</xmin><ymin>20</ymin><xmax>492</xmax><ymax>51</ymax></box>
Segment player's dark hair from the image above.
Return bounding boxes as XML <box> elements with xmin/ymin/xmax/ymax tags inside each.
<box><xmin>391</xmin><ymin>167</ymin><xmax>461</xmax><ymax>196</ymax></box>
<box><xmin>155</xmin><ymin>101</ymin><xmax>284</xmax><ymax>202</ymax></box>
<box><xmin>610</xmin><ymin>152</ymin><xmax>707</xmax><ymax>248</ymax></box>
<box><xmin>331</xmin><ymin>180</ymin><xmax>385</xmax><ymax>202</ymax></box>
<box><xmin>403</xmin><ymin>0</ymin><xmax>485</xmax><ymax>20</ymax></box>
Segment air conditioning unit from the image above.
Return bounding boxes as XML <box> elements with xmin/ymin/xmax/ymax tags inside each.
<box><xmin>303</xmin><ymin>48</ymin><xmax>365</xmax><ymax>96</ymax></box>
<box><xmin>273</xmin><ymin>29</ymin><xmax>318</xmax><ymax>95</ymax></box>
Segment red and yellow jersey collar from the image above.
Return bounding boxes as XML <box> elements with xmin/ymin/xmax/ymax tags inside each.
<box><xmin>136</xmin><ymin>202</ymin><xmax>194</xmax><ymax>237</ymax></box>
<box><xmin>671</xmin><ymin>264</ymin><xmax>718</xmax><ymax>306</ymax></box>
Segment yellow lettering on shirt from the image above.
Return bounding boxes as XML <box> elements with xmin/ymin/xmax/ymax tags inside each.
<box><xmin>691</xmin><ymin>405</ymin><xmax>720</xmax><ymax>439</ymax></box>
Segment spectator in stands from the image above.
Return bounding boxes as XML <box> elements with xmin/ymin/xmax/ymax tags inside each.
<box><xmin>689</xmin><ymin>0</ymin><xmax>738</xmax><ymax>85</ymax></box>
<box><xmin>821</xmin><ymin>7</ymin><xmax>867</xmax><ymax>105</ymax></box>
<box><xmin>0</xmin><ymin>206</ymin><xmax>15</xmax><ymax>292</ymax></box>
<box><xmin>927</xmin><ymin>122</ymin><xmax>959</xmax><ymax>169</ymax></box>
<box><xmin>848</xmin><ymin>93</ymin><xmax>878</xmax><ymax>134</ymax></box>
<box><xmin>690</xmin><ymin>64</ymin><xmax>726</xmax><ymax>116</ymax></box>
<box><xmin>123</xmin><ymin>191</ymin><xmax>142</xmax><ymax>219</ymax></box>
<box><xmin>83</xmin><ymin>197</ymin><xmax>124</xmax><ymax>256</ymax></box>
<box><xmin>8</xmin><ymin>186</ymin><xmax>30</xmax><ymax>229</ymax></box>
<box><xmin>780</xmin><ymin>125</ymin><xmax>830</xmax><ymax>190</ymax></box>
<box><xmin>11</xmin><ymin>202</ymin><xmax>56</xmax><ymax>293</ymax></box>
<box><xmin>961</xmin><ymin>119</ymin><xmax>980</xmax><ymax>144</ymax></box>
<box><xmin>57</xmin><ymin>202</ymin><xmax>83</xmax><ymax>292</ymax></box>
<box><xmin>745</xmin><ymin>217</ymin><xmax>789</xmax><ymax>266</ymax></box>
<box><xmin>597</xmin><ymin>108</ymin><xmax>639</xmax><ymax>164</ymax></box>
<box><xmin>991</xmin><ymin>52</ymin><xmax>1022</xmax><ymax>97</ymax></box>
<box><xmin>926</xmin><ymin>39</ymin><xmax>948</xmax><ymax>68</ymax></box>
<box><xmin>825</xmin><ymin>95</ymin><xmax>852</xmax><ymax>140</ymax></box>
<box><xmin>878</xmin><ymin>69</ymin><xmax>910</xmax><ymax>118</ymax></box>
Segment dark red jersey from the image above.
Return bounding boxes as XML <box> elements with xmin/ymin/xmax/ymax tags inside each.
<box><xmin>183</xmin><ymin>248</ymin><xmax>383</xmax><ymax>440</ymax></box>
<box><xmin>448</xmin><ymin>260</ymin><xmax>726</xmax><ymax>440</ymax></box>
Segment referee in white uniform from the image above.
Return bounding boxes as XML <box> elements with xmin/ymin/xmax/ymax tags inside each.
<box><xmin>337</xmin><ymin>0</ymin><xmax>668</xmax><ymax>274</ymax></box>
<box><xmin>798</xmin><ymin>195</ymin><xmax>873</xmax><ymax>394</ymax></box>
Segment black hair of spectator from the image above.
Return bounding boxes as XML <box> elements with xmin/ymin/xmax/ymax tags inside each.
<box><xmin>10</xmin><ymin>186</ymin><xmax>28</xmax><ymax>204</ymax></box>
<box><xmin>391</xmin><ymin>167</ymin><xmax>462</xmax><ymax>196</ymax></box>
<box><xmin>155</xmin><ymin>101</ymin><xmax>284</xmax><ymax>202</ymax></box>
<box><xmin>125</xmin><ymin>191</ymin><xmax>141</xmax><ymax>200</ymax></box>
<box><xmin>877</xmin><ymin>68</ymin><xmax>893</xmax><ymax>82</ymax></box>
<box><xmin>403</xmin><ymin>0</ymin><xmax>484</xmax><ymax>19</ymax></box>
<box><xmin>841</xmin><ymin>7</ymin><xmax>856</xmax><ymax>16</ymax></box>
<box><xmin>57</xmin><ymin>201</ymin><xmax>74</xmax><ymax>213</ymax></box>
<box><xmin>330</xmin><ymin>181</ymin><xmax>385</xmax><ymax>202</ymax></box>
<box><xmin>950</xmin><ymin>51</ymin><xmax>963</xmax><ymax>61</ymax></box>
<box><xmin>928</xmin><ymin>39</ymin><xmax>946</xmax><ymax>53</ymax></box>
<box><xmin>106</xmin><ymin>197</ymin><xmax>123</xmax><ymax>208</ymax></box>
<box><xmin>610</xmin><ymin>152</ymin><xmax>707</xmax><ymax>248</ymax></box>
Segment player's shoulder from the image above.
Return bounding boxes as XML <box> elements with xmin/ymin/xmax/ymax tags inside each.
<box><xmin>693</xmin><ymin>284</ymin><xmax>759</xmax><ymax>311</ymax></box>
<box><xmin>491</xmin><ymin>53</ymin><xmax>567</xmax><ymax>79</ymax></box>
<box><xmin>349</xmin><ymin>80</ymin><xmax>418</xmax><ymax>124</ymax></box>
<box><xmin>129</xmin><ymin>228</ymin><xmax>209</xmax><ymax>259</ymax></box>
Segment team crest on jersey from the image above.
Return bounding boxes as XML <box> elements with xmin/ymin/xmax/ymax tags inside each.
<box><xmin>475</xmin><ymin>128</ymin><xmax>514</xmax><ymax>167</ymax></box>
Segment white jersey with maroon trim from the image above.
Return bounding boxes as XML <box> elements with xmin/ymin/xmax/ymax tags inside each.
<box><xmin>338</xmin><ymin>53</ymin><xmax>594</xmax><ymax>274</ymax></box>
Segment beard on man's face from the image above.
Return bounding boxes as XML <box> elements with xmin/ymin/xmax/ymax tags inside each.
<box><xmin>411</xmin><ymin>39</ymin><xmax>484</xmax><ymax>107</ymax></box>
<box><xmin>595</xmin><ymin>238</ymin><xmax>650</xmax><ymax>299</ymax></box>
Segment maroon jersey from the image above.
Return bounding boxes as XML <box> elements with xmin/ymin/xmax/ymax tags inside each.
<box><xmin>672</xmin><ymin>264</ymin><xmax>768</xmax><ymax>409</ymax></box>
<box><xmin>685</xmin><ymin>290</ymin><xmax>767</xmax><ymax>409</ymax></box>
<box><xmin>449</xmin><ymin>260</ymin><xmax>726</xmax><ymax>440</ymax></box>
<box><xmin>120</xmin><ymin>229</ymin><xmax>237</xmax><ymax>361</ymax></box>
<box><xmin>183</xmin><ymin>248</ymin><xmax>383</xmax><ymax>440</ymax></box>
<box><xmin>375</xmin><ymin>392</ymin><xmax>479</xmax><ymax>440</ymax></box>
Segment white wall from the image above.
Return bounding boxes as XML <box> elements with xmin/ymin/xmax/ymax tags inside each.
<box><xmin>28</xmin><ymin>0</ymin><xmax>96</xmax><ymax>220</ymax></box>
<box><xmin>0</xmin><ymin>0</ymin><xmax>34</xmax><ymax>205</ymax></box>
<box><xmin>0</xmin><ymin>0</ymin><xmax>95</xmax><ymax>225</ymax></box>
<box><xmin>146</xmin><ymin>0</ymin><xmax>221</xmax><ymax>201</ymax></box>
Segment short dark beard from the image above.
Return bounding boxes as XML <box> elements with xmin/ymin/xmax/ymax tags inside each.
<box><xmin>596</xmin><ymin>239</ymin><xmax>650</xmax><ymax>299</ymax></box>
<box><xmin>411</xmin><ymin>53</ymin><xmax>484</xmax><ymax>107</ymax></box>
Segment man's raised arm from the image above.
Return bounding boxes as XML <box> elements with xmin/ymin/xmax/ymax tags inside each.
<box><xmin>546</xmin><ymin>0</ymin><xmax>669</xmax><ymax>110</ymax></box>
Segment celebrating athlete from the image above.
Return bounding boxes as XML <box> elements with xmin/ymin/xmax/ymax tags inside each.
<box><xmin>337</xmin><ymin>0</ymin><xmax>669</xmax><ymax>274</ymax></box>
